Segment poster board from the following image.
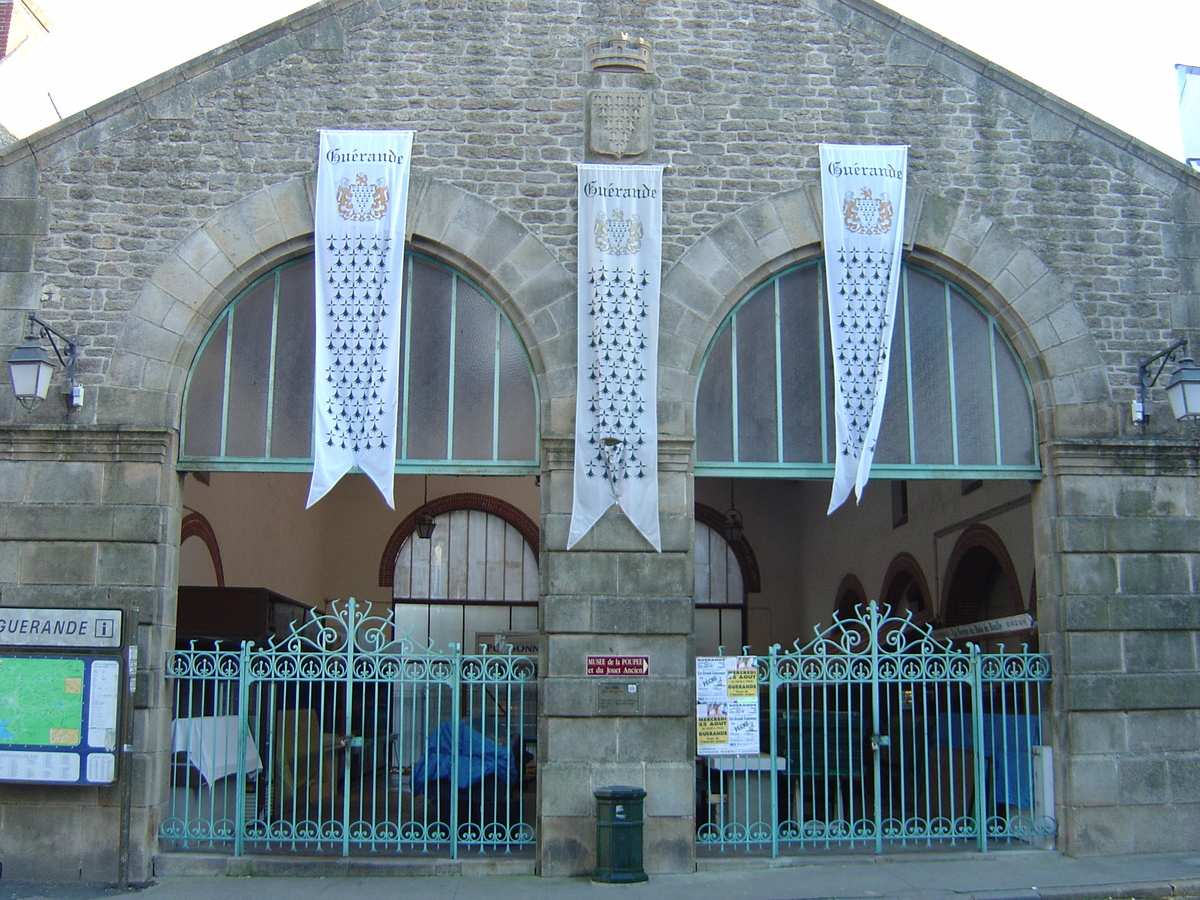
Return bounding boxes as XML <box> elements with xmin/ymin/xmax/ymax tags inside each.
<box><xmin>0</xmin><ymin>653</ymin><xmax>121</xmax><ymax>785</ymax></box>
<box><xmin>695</xmin><ymin>656</ymin><xmax>760</xmax><ymax>755</ymax></box>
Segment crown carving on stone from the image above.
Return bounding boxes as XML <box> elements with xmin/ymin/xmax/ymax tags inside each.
<box><xmin>587</xmin><ymin>34</ymin><xmax>653</xmax><ymax>73</ymax></box>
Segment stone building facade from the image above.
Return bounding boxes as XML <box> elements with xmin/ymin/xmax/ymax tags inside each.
<box><xmin>0</xmin><ymin>0</ymin><xmax>1199</xmax><ymax>881</ymax></box>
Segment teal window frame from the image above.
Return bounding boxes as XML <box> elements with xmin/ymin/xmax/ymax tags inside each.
<box><xmin>178</xmin><ymin>252</ymin><xmax>539</xmax><ymax>475</ymax></box>
<box><xmin>695</xmin><ymin>260</ymin><xmax>1040</xmax><ymax>481</ymax></box>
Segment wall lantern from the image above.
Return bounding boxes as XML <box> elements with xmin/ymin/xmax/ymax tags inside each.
<box><xmin>416</xmin><ymin>475</ymin><xmax>436</xmax><ymax>539</ymax></box>
<box><xmin>722</xmin><ymin>478</ymin><xmax>744</xmax><ymax>543</ymax></box>
<box><xmin>1136</xmin><ymin>338</ymin><xmax>1200</xmax><ymax>427</ymax></box>
<box><xmin>1166</xmin><ymin>356</ymin><xmax>1200</xmax><ymax>420</ymax></box>
<box><xmin>7</xmin><ymin>312</ymin><xmax>83</xmax><ymax>411</ymax></box>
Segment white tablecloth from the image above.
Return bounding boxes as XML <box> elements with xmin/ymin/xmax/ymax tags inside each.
<box><xmin>171</xmin><ymin>716</ymin><xmax>262</xmax><ymax>786</ymax></box>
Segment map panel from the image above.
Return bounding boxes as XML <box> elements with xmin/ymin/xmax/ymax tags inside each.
<box><xmin>0</xmin><ymin>657</ymin><xmax>85</xmax><ymax>748</ymax></box>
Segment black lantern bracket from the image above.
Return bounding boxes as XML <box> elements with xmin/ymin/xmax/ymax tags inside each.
<box><xmin>1135</xmin><ymin>337</ymin><xmax>1199</xmax><ymax>428</ymax></box>
<box><xmin>8</xmin><ymin>312</ymin><xmax>82</xmax><ymax>412</ymax></box>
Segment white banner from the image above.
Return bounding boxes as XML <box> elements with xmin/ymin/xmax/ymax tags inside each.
<box><xmin>567</xmin><ymin>164</ymin><xmax>662</xmax><ymax>551</ymax></box>
<box><xmin>307</xmin><ymin>130</ymin><xmax>413</xmax><ymax>509</ymax></box>
<box><xmin>820</xmin><ymin>144</ymin><xmax>909</xmax><ymax>514</ymax></box>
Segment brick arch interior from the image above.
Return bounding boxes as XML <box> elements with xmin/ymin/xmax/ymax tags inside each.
<box><xmin>940</xmin><ymin>523</ymin><xmax>1024</xmax><ymax>627</ymax></box>
<box><xmin>880</xmin><ymin>552</ymin><xmax>932</xmax><ymax>624</ymax></box>
<box><xmin>180</xmin><ymin>511</ymin><xmax>225</xmax><ymax>588</ymax></box>
<box><xmin>378</xmin><ymin>492</ymin><xmax>539</xmax><ymax>588</ymax></box>
<box><xmin>834</xmin><ymin>573</ymin><xmax>868</xmax><ymax>618</ymax></box>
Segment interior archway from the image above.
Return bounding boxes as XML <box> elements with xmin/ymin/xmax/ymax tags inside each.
<box><xmin>879</xmin><ymin>552</ymin><xmax>932</xmax><ymax>625</ymax></box>
<box><xmin>941</xmin><ymin>524</ymin><xmax>1025</xmax><ymax>627</ymax></box>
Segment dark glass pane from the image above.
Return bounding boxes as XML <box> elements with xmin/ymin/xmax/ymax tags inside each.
<box><xmin>995</xmin><ymin>331</ymin><xmax>1036</xmax><ymax>465</ymax></box>
<box><xmin>182</xmin><ymin>317</ymin><xmax>228</xmax><ymax>458</ymax></box>
<box><xmin>905</xmin><ymin>270</ymin><xmax>953</xmax><ymax>464</ymax></box>
<box><xmin>779</xmin><ymin>264</ymin><xmax>824</xmax><ymax>464</ymax></box>
<box><xmin>735</xmin><ymin>284</ymin><xmax>779</xmax><ymax>462</ymax></box>
<box><xmin>404</xmin><ymin>259</ymin><xmax>452</xmax><ymax>460</ymax></box>
<box><xmin>697</xmin><ymin>325</ymin><xmax>734</xmax><ymax>461</ymax></box>
<box><xmin>695</xmin><ymin>608</ymin><xmax>721</xmax><ymax>656</ymax></box>
<box><xmin>452</xmin><ymin>282</ymin><xmax>497</xmax><ymax>460</ymax></box>
<box><xmin>225</xmin><ymin>276</ymin><xmax>275</xmax><ymax>458</ymax></box>
<box><xmin>270</xmin><ymin>259</ymin><xmax>315</xmax><ymax>458</ymax></box>
<box><xmin>497</xmin><ymin>321</ymin><xmax>537</xmax><ymax>461</ymax></box>
<box><xmin>951</xmin><ymin>293</ymin><xmax>997</xmax><ymax>466</ymax></box>
<box><xmin>874</xmin><ymin>286</ymin><xmax>911</xmax><ymax>465</ymax></box>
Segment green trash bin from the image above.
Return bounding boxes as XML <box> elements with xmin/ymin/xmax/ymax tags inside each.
<box><xmin>593</xmin><ymin>785</ymin><xmax>648</xmax><ymax>884</ymax></box>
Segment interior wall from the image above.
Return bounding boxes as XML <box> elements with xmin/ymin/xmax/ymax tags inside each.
<box><xmin>181</xmin><ymin>472</ymin><xmax>325</xmax><ymax>606</ymax></box>
<box><xmin>180</xmin><ymin>471</ymin><xmax>540</xmax><ymax>613</ymax></box>
<box><xmin>695</xmin><ymin>477</ymin><xmax>1034</xmax><ymax>652</ymax></box>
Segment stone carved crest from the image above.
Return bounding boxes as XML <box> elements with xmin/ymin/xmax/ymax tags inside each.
<box><xmin>587</xmin><ymin>89</ymin><xmax>652</xmax><ymax>159</ymax></box>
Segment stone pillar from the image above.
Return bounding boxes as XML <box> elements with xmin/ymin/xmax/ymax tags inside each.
<box><xmin>0</xmin><ymin>426</ymin><xmax>178</xmax><ymax>882</ymax></box>
<box><xmin>1039</xmin><ymin>439</ymin><xmax>1200</xmax><ymax>855</ymax></box>
<box><xmin>537</xmin><ymin>437</ymin><xmax>695</xmax><ymax>876</ymax></box>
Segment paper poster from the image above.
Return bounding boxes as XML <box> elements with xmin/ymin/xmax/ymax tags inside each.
<box><xmin>696</xmin><ymin>656</ymin><xmax>759</xmax><ymax>755</ymax></box>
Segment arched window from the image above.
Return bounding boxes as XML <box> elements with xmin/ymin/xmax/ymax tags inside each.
<box><xmin>694</xmin><ymin>504</ymin><xmax>758</xmax><ymax>655</ymax></box>
<box><xmin>696</xmin><ymin>261</ymin><xmax>1038</xmax><ymax>480</ymax></box>
<box><xmin>180</xmin><ymin>253</ymin><xmax>538</xmax><ymax>473</ymax></box>
<box><xmin>381</xmin><ymin>494</ymin><xmax>538</xmax><ymax>651</ymax></box>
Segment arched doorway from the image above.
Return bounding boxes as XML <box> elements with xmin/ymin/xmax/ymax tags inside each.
<box><xmin>691</xmin><ymin>255</ymin><xmax>1047</xmax><ymax>853</ymax></box>
<box><xmin>164</xmin><ymin>250</ymin><xmax>542</xmax><ymax>859</ymax></box>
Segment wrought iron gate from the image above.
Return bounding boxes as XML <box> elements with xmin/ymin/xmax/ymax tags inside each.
<box><xmin>160</xmin><ymin>599</ymin><xmax>536</xmax><ymax>857</ymax></box>
<box><xmin>697</xmin><ymin>602</ymin><xmax>1054</xmax><ymax>855</ymax></box>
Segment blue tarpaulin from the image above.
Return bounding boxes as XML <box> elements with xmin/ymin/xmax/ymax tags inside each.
<box><xmin>411</xmin><ymin>719</ymin><xmax>515</xmax><ymax>792</ymax></box>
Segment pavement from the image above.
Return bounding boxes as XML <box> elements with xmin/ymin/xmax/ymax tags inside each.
<box><xmin>6</xmin><ymin>850</ymin><xmax>1200</xmax><ymax>900</ymax></box>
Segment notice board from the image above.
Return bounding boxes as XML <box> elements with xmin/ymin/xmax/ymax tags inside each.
<box><xmin>0</xmin><ymin>654</ymin><xmax>121</xmax><ymax>785</ymax></box>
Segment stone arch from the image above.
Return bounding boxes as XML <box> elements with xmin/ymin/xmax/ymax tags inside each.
<box><xmin>663</xmin><ymin>183</ymin><xmax>1109</xmax><ymax>437</ymax></box>
<box><xmin>111</xmin><ymin>175</ymin><xmax>573</xmax><ymax>424</ymax></box>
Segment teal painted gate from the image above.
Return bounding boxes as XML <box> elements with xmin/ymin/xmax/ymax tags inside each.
<box><xmin>160</xmin><ymin>599</ymin><xmax>536</xmax><ymax>858</ymax></box>
<box><xmin>697</xmin><ymin>602</ymin><xmax>1054</xmax><ymax>855</ymax></box>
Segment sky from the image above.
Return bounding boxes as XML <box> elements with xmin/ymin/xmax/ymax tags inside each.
<box><xmin>1</xmin><ymin>0</ymin><xmax>1198</xmax><ymax>159</ymax></box>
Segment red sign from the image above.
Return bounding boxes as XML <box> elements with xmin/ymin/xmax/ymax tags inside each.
<box><xmin>586</xmin><ymin>655</ymin><xmax>650</xmax><ymax>676</ymax></box>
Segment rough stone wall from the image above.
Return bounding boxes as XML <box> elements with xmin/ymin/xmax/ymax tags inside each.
<box><xmin>0</xmin><ymin>427</ymin><xmax>178</xmax><ymax>881</ymax></box>
<box><xmin>0</xmin><ymin>0</ymin><xmax>1194</xmax><ymax>424</ymax></box>
<box><xmin>0</xmin><ymin>0</ymin><xmax>1198</xmax><ymax>877</ymax></box>
<box><xmin>1039</xmin><ymin>441</ymin><xmax>1200</xmax><ymax>855</ymax></box>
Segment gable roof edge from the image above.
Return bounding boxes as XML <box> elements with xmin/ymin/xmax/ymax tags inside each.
<box><xmin>825</xmin><ymin>0</ymin><xmax>1199</xmax><ymax>192</ymax></box>
<box><xmin>0</xmin><ymin>0</ymin><xmax>358</xmax><ymax>170</ymax></box>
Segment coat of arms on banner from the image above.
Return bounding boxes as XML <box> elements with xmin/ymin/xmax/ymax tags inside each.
<box><xmin>594</xmin><ymin>208</ymin><xmax>643</xmax><ymax>255</ymax></box>
<box><xmin>843</xmin><ymin>188</ymin><xmax>894</xmax><ymax>235</ymax></box>
<box><xmin>337</xmin><ymin>174</ymin><xmax>390</xmax><ymax>221</ymax></box>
